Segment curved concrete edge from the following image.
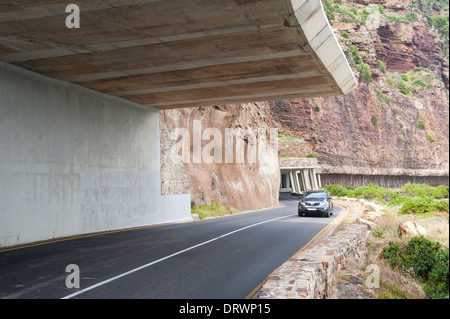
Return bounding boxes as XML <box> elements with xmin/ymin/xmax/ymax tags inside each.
<box><xmin>286</xmin><ymin>0</ymin><xmax>357</xmax><ymax>95</ymax></box>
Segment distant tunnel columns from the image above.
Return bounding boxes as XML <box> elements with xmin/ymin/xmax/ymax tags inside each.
<box><xmin>0</xmin><ymin>0</ymin><xmax>357</xmax><ymax>110</ymax></box>
<box><xmin>279</xmin><ymin>158</ymin><xmax>322</xmax><ymax>194</ymax></box>
<box><xmin>282</xmin><ymin>169</ymin><xmax>321</xmax><ymax>194</ymax></box>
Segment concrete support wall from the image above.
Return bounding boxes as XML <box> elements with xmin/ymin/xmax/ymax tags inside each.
<box><xmin>0</xmin><ymin>62</ymin><xmax>191</xmax><ymax>248</ymax></box>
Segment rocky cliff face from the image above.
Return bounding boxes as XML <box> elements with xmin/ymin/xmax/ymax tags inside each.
<box><xmin>160</xmin><ymin>103</ymin><xmax>280</xmax><ymax>211</ymax></box>
<box><xmin>271</xmin><ymin>0</ymin><xmax>449</xmax><ymax>177</ymax></box>
<box><xmin>160</xmin><ymin>0</ymin><xmax>449</xmax><ymax>211</ymax></box>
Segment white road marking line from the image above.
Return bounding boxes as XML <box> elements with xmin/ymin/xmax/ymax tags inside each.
<box><xmin>61</xmin><ymin>213</ymin><xmax>294</xmax><ymax>299</ymax></box>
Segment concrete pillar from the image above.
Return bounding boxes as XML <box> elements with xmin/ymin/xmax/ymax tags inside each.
<box><xmin>0</xmin><ymin>62</ymin><xmax>191</xmax><ymax>248</ymax></box>
<box><xmin>299</xmin><ymin>171</ymin><xmax>305</xmax><ymax>193</ymax></box>
<box><xmin>298</xmin><ymin>170</ymin><xmax>305</xmax><ymax>193</ymax></box>
<box><xmin>302</xmin><ymin>169</ymin><xmax>311</xmax><ymax>191</ymax></box>
<box><xmin>291</xmin><ymin>171</ymin><xmax>300</xmax><ymax>194</ymax></box>
<box><xmin>310</xmin><ymin>168</ymin><xmax>318</xmax><ymax>190</ymax></box>
<box><xmin>289</xmin><ymin>172</ymin><xmax>296</xmax><ymax>193</ymax></box>
<box><xmin>293</xmin><ymin>171</ymin><xmax>301</xmax><ymax>194</ymax></box>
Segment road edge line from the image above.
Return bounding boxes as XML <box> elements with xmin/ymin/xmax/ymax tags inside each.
<box><xmin>245</xmin><ymin>203</ymin><xmax>349</xmax><ymax>299</ymax></box>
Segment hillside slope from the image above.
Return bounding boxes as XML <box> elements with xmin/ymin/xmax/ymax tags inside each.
<box><xmin>160</xmin><ymin>0</ymin><xmax>449</xmax><ymax>210</ymax></box>
<box><xmin>271</xmin><ymin>0</ymin><xmax>449</xmax><ymax>178</ymax></box>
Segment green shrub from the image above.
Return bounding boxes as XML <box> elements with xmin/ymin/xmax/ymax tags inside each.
<box><xmin>371</xmin><ymin>115</ymin><xmax>378</xmax><ymax>126</ymax></box>
<box><xmin>359</xmin><ymin>9</ymin><xmax>370</xmax><ymax>26</ymax></box>
<box><xmin>322</xmin><ymin>0</ymin><xmax>335</xmax><ymax>23</ymax></box>
<box><xmin>192</xmin><ymin>203</ymin><xmax>239</xmax><ymax>219</ymax></box>
<box><xmin>396</xmin><ymin>80</ymin><xmax>410</xmax><ymax>95</ymax></box>
<box><xmin>427</xmin><ymin>134</ymin><xmax>435</xmax><ymax>142</ymax></box>
<box><xmin>324</xmin><ymin>183</ymin><xmax>449</xmax><ymax>207</ymax></box>
<box><xmin>402</xmin><ymin>236</ymin><xmax>442</xmax><ymax>279</ymax></box>
<box><xmin>386</xmin><ymin>15</ymin><xmax>407</xmax><ymax>23</ymax></box>
<box><xmin>341</xmin><ymin>32</ymin><xmax>349</xmax><ymax>39</ymax></box>
<box><xmin>277</xmin><ymin>134</ymin><xmax>302</xmax><ymax>142</ymax></box>
<box><xmin>401</xmin><ymin>183</ymin><xmax>449</xmax><ymax>199</ymax></box>
<box><xmin>324</xmin><ymin>184</ymin><xmax>401</xmax><ymax>203</ymax></box>
<box><xmin>347</xmin><ymin>184</ymin><xmax>398</xmax><ymax>203</ymax></box>
<box><xmin>423</xmin><ymin>13</ymin><xmax>449</xmax><ymax>41</ymax></box>
<box><xmin>372</xmin><ymin>230</ymin><xmax>384</xmax><ymax>238</ymax></box>
<box><xmin>415</xmin><ymin>120</ymin><xmax>425</xmax><ymax>130</ymax></box>
<box><xmin>377</xmin><ymin>59</ymin><xmax>387</xmax><ymax>73</ymax></box>
<box><xmin>381</xmin><ymin>241</ymin><xmax>403</xmax><ymax>268</ymax></box>
<box><xmin>413</xmin><ymin>79</ymin><xmax>426</xmax><ymax>87</ymax></box>
<box><xmin>342</xmin><ymin>17</ymin><xmax>355</xmax><ymax>23</ymax></box>
<box><xmin>406</xmin><ymin>12</ymin><xmax>418</xmax><ymax>22</ymax></box>
<box><xmin>347</xmin><ymin>45</ymin><xmax>362</xmax><ymax>66</ymax></box>
<box><xmin>322</xmin><ymin>184</ymin><xmax>349</xmax><ymax>197</ymax></box>
<box><xmin>306</xmin><ymin>153</ymin><xmax>315</xmax><ymax>158</ymax></box>
<box><xmin>359</xmin><ymin>63</ymin><xmax>373</xmax><ymax>84</ymax></box>
<box><xmin>388</xmin><ymin>195</ymin><xmax>413</xmax><ymax>207</ymax></box>
<box><xmin>432</xmin><ymin>185</ymin><xmax>449</xmax><ymax>199</ymax></box>
<box><xmin>377</xmin><ymin>90</ymin><xmax>390</xmax><ymax>105</ymax></box>
<box><xmin>399</xmin><ymin>197</ymin><xmax>449</xmax><ymax>215</ymax></box>
<box><xmin>423</xmin><ymin>248</ymin><xmax>449</xmax><ymax>299</ymax></box>
<box><xmin>381</xmin><ymin>237</ymin><xmax>449</xmax><ymax>299</ymax></box>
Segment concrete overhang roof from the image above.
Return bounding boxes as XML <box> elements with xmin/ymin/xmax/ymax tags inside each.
<box><xmin>0</xmin><ymin>0</ymin><xmax>357</xmax><ymax>110</ymax></box>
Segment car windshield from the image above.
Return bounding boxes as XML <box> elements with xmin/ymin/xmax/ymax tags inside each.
<box><xmin>304</xmin><ymin>192</ymin><xmax>327</xmax><ymax>200</ymax></box>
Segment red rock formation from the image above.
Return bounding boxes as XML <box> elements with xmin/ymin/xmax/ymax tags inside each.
<box><xmin>160</xmin><ymin>103</ymin><xmax>280</xmax><ymax>211</ymax></box>
<box><xmin>268</xmin><ymin>0</ymin><xmax>449</xmax><ymax>177</ymax></box>
<box><xmin>375</xmin><ymin>19</ymin><xmax>448</xmax><ymax>85</ymax></box>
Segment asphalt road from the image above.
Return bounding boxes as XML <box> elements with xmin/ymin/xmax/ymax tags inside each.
<box><xmin>0</xmin><ymin>193</ymin><xmax>341</xmax><ymax>299</ymax></box>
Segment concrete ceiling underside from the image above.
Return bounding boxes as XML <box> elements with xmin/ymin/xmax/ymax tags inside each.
<box><xmin>0</xmin><ymin>0</ymin><xmax>357</xmax><ymax>110</ymax></box>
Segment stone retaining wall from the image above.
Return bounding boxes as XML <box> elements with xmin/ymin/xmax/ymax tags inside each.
<box><xmin>257</xmin><ymin>223</ymin><xmax>369</xmax><ymax>299</ymax></box>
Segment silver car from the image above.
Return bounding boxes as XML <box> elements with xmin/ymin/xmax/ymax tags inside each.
<box><xmin>298</xmin><ymin>190</ymin><xmax>333</xmax><ymax>218</ymax></box>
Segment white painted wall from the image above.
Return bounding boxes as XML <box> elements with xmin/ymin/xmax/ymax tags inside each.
<box><xmin>0</xmin><ymin>62</ymin><xmax>191</xmax><ymax>248</ymax></box>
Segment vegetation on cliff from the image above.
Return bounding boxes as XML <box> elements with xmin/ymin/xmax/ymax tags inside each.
<box><xmin>272</xmin><ymin>1</ymin><xmax>449</xmax><ymax>173</ymax></box>
<box><xmin>324</xmin><ymin>0</ymin><xmax>448</xmax><ymax>59</ymax></box>
<box><xmin>413</xmin><ymin>0</ymin><xmax>449</xmax><ymax>57</ymax></box>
